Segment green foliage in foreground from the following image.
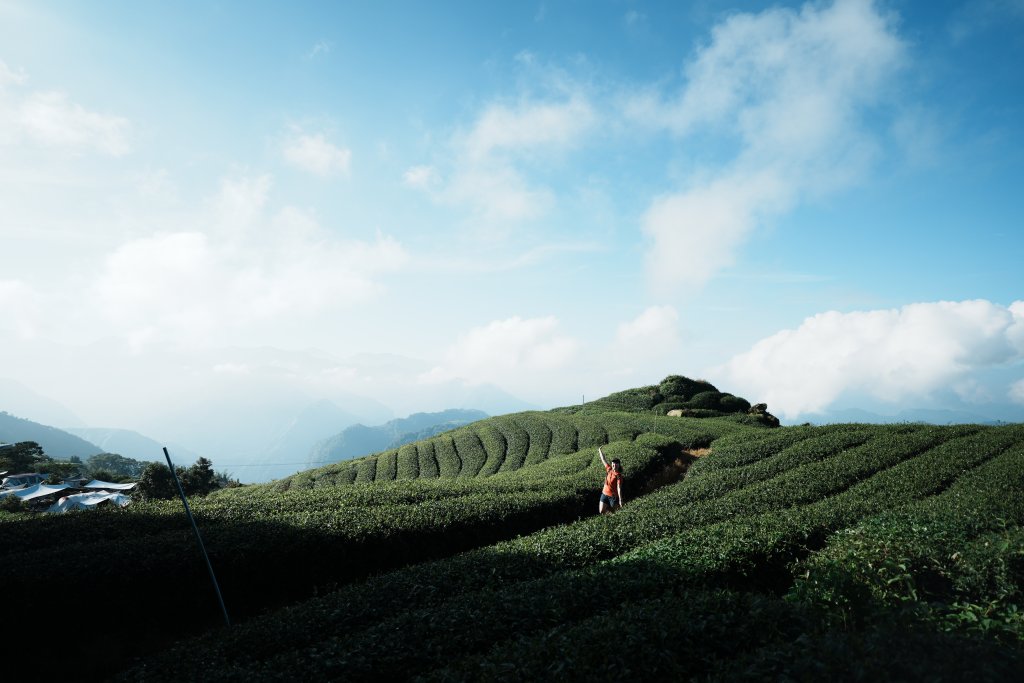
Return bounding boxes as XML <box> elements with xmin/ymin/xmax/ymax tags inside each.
<box><xmin>2</xmin><ymin>413</ymin><xmax>727</xmax><ymax>677</ymax></box>
<box><xmin>5</xmin><ymin>375</ymin><xmax>1023</xmax><ymax>680</ymax></box>
<box><xmin>117</xmin><ymin>422</ymin><xmax>1024</xmax><ymax>682</ymax></box>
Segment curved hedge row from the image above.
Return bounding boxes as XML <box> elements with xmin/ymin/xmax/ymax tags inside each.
<box><xmin>264</xmin><ymin>412</ymin><xmax>744</xmax><ymax>491</ymax></box>
<box><xmin>114</xmin><ymin>425</ymin><xmax>1024</xmax><ymax>681</ymax></box>
<box><xmin>4</xmin><ymin>426</ymin><xmax>721</xmax><ymax>678</ymax></box>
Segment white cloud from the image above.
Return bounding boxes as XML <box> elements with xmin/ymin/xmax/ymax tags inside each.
<box><xmin>644</xmin><ymin>169</ymin><xmax>790</xmax><ymax>288</ymax></box>
<box><xmin>0</xmin><ymin>279</ymin><xmax>43</xmax><ymax>339</ymax></box>
<box><xmin>953</xmin><ymin>378</ymin><xmax>993</xmax><ymax>404</ymax></box>
<box><xmin>412</xmin><ymin>93</ymin><xmax>596</xmax><ymax>225</ymax></box>
<box><xmin>91</xmin><ymin>174</ymin><xmax>408</xmax><ymax>348</ymax></box>
<box><xmin>422</xmin><ymin>315</ymin><xmax>579</xmax><ymax>387</ymax></box>
<box><xmin>212</xmin><ymin>173</ymin><xmax>273</xmax><ymax>236</ymax></box>
<box><xmin>135</xmin><ymin>168</ymin><xmax>180</xmax><ymax>203</ymax></box>
<box><xmin>0</xmin><ymin>60</ymin><xmax>27</xmax><ymax>86</ymax></box>
<box><xmin>213</xmin><ymin>363</ymin><xmax>251</xmax><ymax>375</ymax></box>
<box><xmin>1010</xmin><ymin>378</ymin><xmax>1024</xmax><ymax>405</ymax></box>
<box><xmin>0</xmin><ymin>61</ymin><xmax>130</xmax><ymax>155</ymax></box>
<box><xmin>282</xmin><ymin>131</ymin><xmax>352</xmax><ymax>177</ymax></box>
<box><xmin>615</xmin><ymin>305</ymin><xmax>680</xmax><ymax>355</ymax></box>
<box><xmin>445</xmin><ymin>164</ymin><xmax>554</xmax><ymax>223</ymax></box>
<box><xmin>632</xmin><ymin>0</ymin><xmax>905</xmax><ymax>289</ymax></box>
<box><xmin>720</xmin><ymin>299</ymin><xmax>1024</xmax><ymax>418</ymax></box>
<box><xmin>460</xmin><ymin>95</ymin><xmax>594</xmax><ymax>162</ymax></box>
<box><xmin>402</xmin><ymin>164</ymin><xmax>439</xmax><ymax>189</ymax></box>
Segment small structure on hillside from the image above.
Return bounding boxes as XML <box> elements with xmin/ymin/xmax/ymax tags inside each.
<box><xmin>1</xmin><ymin>472</ymin><xmax>48</xmax><ymax>488</ymax></box>
<box><xmin>48</xmin><ymin>491</ymin><xmax>132</xmax><ymax>513</ymax></box>
<box><xmin>0</xmin><ymin>476</ymin><xmax>138</xmax><ymax>512</ymax></box>
<box><xmin>0</xmin><ymin>482</ymin><xmax>71</xmax><ymax>503</ymax></box>
<box><xmin>83</xmin><ymin>480</ymin><xmax>137</xmax><ymax>491</ymax></box>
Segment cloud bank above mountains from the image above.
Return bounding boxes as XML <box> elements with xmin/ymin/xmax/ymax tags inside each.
<box><xmin>721</xmin><ymin>300</ymin><xmax>1024</xmax><ymax>418</ymax></box>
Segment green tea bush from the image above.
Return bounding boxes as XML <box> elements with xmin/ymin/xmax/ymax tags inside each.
<box><xmin>396</xmin><ymin>444</ymin><xmax>419</xmax><ymax>480</ymax></box>
<box><xmin>433</xmin><ymin>435</ymin><xmax>460</xmax><ymax>478</ymax></box>
<box><xmin>687</xmin><ymin>390</ymin><xmax>727</xmax><ymax>410</ymax></box>
<box><xmin>471</xmin><ymin>423</ymin><xmax>503</xmax><ymax>479</ymax></box>
<box><xmin>494</xmin><ymin>417</ymin><xmax>529</xmax><ymax>473</ymax></box>
<box><xmin>519</xmin><ymin>414</ymin><xmax>554</xmax><ymax>467</ymax></box>
<box><xmin>548</xmin><ymin>415</ymin><xmax>579</xmax><ymax>454</ymax></box>
<box><xmin>789</xmin><ymin>436</ymin><xmax>1024</xmax><ymax>639</ymax></box>
<box><xmin>112</xmin><ymin>425</ymin><xmax>1024</xmax><ymax>682</ymax></box>
<box><xmin>651</xmin><ymin>401</ymin><xmax>688</xmax><ymax>415</ymax></box>
<box><xmin>693</xmin><ymin>425</ymin><xmax>819</xmax><ymax>472</ymax></box>
<box><xmin>718</xmin><ymin>393</ymin><xmax>751</xmax><ymax>413</ymax></box>
<box><xmin>659</xmin><ymin>375</ymin><xmax>718</xmax><ymax>401</ymax></box>
<box><xmin>354</xmin><ymin>455</ymin><xmax>378</xmax><ymax>483</ymax></box>
<box><xmin>600</xmin><ymin>386</ymin><xmax>660</xmax><ymax>411</ymax></box>
<box><xmin>417</xmin><ymin>441</ymin><xmax>439</xmax><ymax>479</ymax></box>
<box><xmin>377</xmin><ymin>449</ymin><xmax>398</xmax><ymax>481</ymax></box>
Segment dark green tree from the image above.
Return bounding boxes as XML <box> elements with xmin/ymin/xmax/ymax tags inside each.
<box><xmin>85</xmin><ymin>453</ymin><xmax>150</xmax><ymax>479</ymax></box>
<box><xmin>0</xmin><ymin>441</ymin><xmax>49</xmax><ymax>473</ymax></box>
<box><xmin>135</xmin><ymin>462</ymin><xmax>179</xmax><ymax>500</ymax></box>
<box><xmin>41</xmin><ymin>461</ymin><xmax>83</xmax><ymax>483</ymax></box>
<box><xmin>181</xmin><ymin>457</ymin><xmax>217</xmax><ymax>496</ymax></box>
<box><xmin>215</xmin><ymin>469</ymin><xmax>241</xmax><ymax>489</ymax></box>
<box><xmin>89</xmin><ymin>469</ymin><xmax>118</xmax><ymax>483</ymax></box>
<box><xmin>136</xmin><ymin>457</ymin><xmax>221</xmax><ymax>499</ymax></box>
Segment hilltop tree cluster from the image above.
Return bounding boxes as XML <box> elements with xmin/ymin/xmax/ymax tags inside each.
<box><xmin>134</xmin><ymin>457</ymin><xmax>230</xmax><ymax>499</ymax></box>
<box><xmin>580</xmin><ymin>375</ymin><xmax>778</xmax><ymax>426</ymax></box>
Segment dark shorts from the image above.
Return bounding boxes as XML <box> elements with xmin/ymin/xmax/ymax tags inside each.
<box><xmin>600</xmin><ymin>493</ymin><xmax>619</xmax><ymax>508</ymax></box>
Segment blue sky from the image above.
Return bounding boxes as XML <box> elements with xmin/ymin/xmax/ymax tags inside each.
<box><xmin>1</xmin><ymin>0</ymin><xmax>1022</xmax><ymax>433</ymax></box>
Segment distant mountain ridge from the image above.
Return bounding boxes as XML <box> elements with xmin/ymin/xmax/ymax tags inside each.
<box><xmin>800</xmin><ymin>406</ymin><xmax>1019</xmax><ymax>426</ymax></box>
<box><xmin>0</xmin><ymin>411</ymin><xmax>102</xmax><ymax>459</ymax></box>
<box><xmin>63</xmin><ymin>427</ymin><xmax>198</xmax><ymax>463</ymax></box>
<box><xmin>244</xmin><ymin>400</ymin><xmax>365</xmax><ymax>482</ymax></box>
<box><xmin>310</xmin><ymin>408</ymin><xmax>489</xmax><ymax>465</ymax></box>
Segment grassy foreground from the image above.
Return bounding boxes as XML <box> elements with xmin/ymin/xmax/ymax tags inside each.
<box><xmin>3</xmin><ymin>380</ymin><xmax>1023</xmax><ymax>680</ymax></box>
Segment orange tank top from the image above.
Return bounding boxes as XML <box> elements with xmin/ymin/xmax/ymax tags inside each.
<box><xmin>603</xmin><ymin>463</ymin><xmax>622</xmax><ymax>497</ymax></box>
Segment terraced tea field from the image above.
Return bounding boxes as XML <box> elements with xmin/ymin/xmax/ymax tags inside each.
<box><xmin>3</xmin><ymin>383</ymin><xmax>1022</xmax><ymax>680</ymax></box>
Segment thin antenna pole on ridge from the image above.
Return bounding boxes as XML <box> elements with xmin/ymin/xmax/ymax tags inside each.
<box><xmin>163</xmin><ymin>446</ymin><xmax>231</xmax><ymax>627</ymax></box>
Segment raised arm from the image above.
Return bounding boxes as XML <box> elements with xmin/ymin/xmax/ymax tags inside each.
<box><xmin>598</xmin><ymin>446</ymin><xmax>608</xmax><ymax>467</ymax></box>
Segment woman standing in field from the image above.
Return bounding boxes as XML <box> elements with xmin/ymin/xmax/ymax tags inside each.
<box><xmin>598</xmin><ymin>446</ymin><xmax>625</xmax><ymax>513</ymax></box>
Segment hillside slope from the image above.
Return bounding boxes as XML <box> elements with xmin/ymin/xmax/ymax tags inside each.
<box><xmin>0</xmin><ymin>411</ymin><xmax>102</xmax><ymax>459</ymax></box>
<box><xmin>2</xmin><ymin>375</ymin><xmax>1022</xmax><ymax>680</ymax></box>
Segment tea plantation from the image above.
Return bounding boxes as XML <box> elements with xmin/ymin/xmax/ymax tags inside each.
<box><xmin>3</xmin><ymin>375</ymin><xmax>1022</xmax><ymax>681</ymax></box>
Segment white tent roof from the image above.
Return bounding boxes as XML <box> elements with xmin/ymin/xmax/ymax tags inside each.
<box><xmin>47</xmin><ymin>491</ymin><xmax>131</xmax><ymax>513</ymax></box>
<box><xmin>9</xmin><ymin>483</ymin><xmax>70</xmax><ymax>501</ymax></box>
<box><xmin>83</xmin><ymin>480</ymin><xmax>137</xmax><ymax>490</ymax></box>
